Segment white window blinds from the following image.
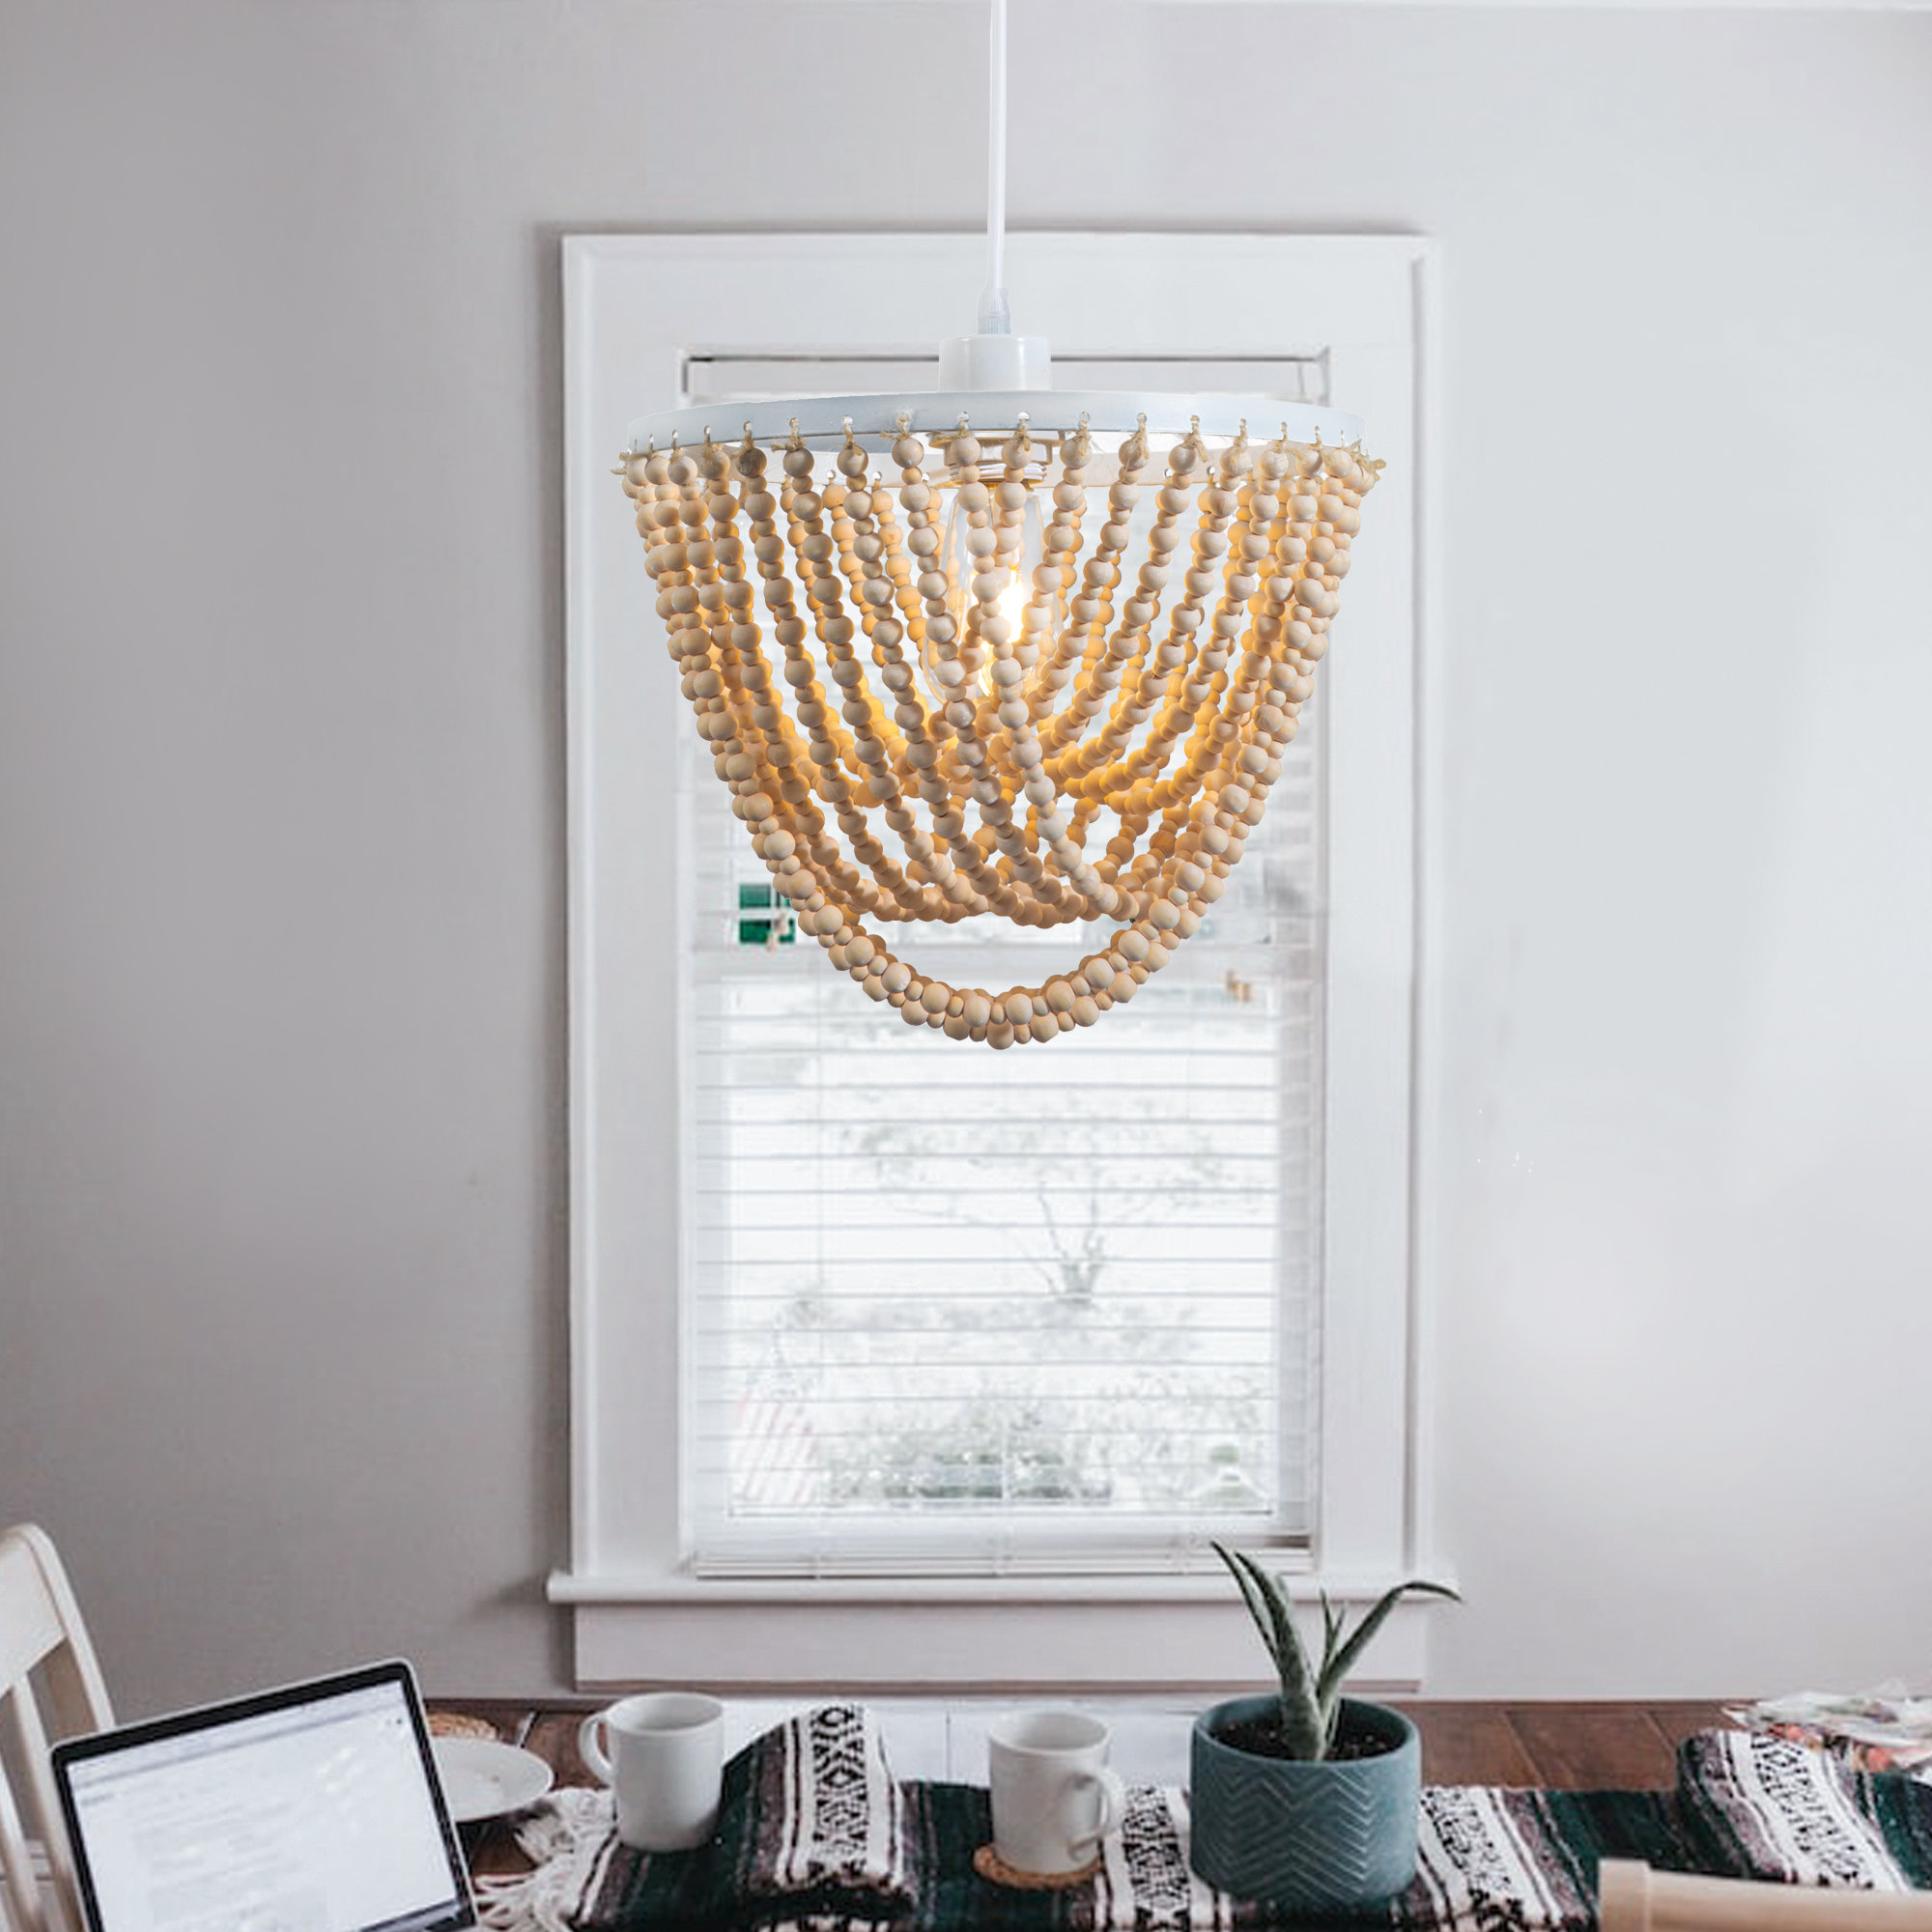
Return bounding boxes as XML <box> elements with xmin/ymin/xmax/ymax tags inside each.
<box><xmin>683</xmin><ymin>707</ymin><xmax>1326</xmax><ymax>1577</ymax></box>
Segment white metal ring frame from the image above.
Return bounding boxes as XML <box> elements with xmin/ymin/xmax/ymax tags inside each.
<box><xmin>630</xmin><ymin>392</ymin><xmax>1361</xmax><ymax>457</ymax></box>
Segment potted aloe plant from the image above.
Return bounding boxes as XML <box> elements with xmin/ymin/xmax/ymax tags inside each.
<box><xmin>1189</xmin><ymin>1544</ymin><xmax>1459</xmax><ymax>1908</ymax></box>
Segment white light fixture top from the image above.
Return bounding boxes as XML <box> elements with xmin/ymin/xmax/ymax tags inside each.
<box><xmin>624</xmin><ymin>0</ymin><xmax>1363</xmax><ymax>457</ymax></box>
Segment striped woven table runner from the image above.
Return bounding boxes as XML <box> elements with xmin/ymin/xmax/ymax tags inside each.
<box><xmin>475</xmin><ymin>1705</ymin><xmax>1932</xmax><ymax>1932</ymax></box>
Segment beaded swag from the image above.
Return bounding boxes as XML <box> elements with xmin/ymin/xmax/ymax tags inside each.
<box><xmin>620</xmin><ymin>413</ymin><xmax>1378</xmax><ymax>1048</ymax></box>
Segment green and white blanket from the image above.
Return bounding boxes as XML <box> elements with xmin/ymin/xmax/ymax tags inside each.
<box><xmin>475</xmin><ymin>1705</ymin><xmax>1932</xmax><ymax>1932</ymax></box>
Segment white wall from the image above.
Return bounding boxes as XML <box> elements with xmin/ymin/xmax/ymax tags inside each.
<box><xmin>1</xmin><ymin>0</ymin><xmax>1927</xmax><ymax>1716</ymax></box>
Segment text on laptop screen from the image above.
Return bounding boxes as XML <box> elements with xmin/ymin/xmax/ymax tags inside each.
<box><xmin>62</xmin><ymin>1678</ymin><xmax>463</xmax><ymax>1932</ymax></box>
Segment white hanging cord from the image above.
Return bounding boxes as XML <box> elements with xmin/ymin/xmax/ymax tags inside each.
<box><xmin>977</xmin><ymin>0</ymin><xmax>1010</xmax><ymax>335</ymax></box>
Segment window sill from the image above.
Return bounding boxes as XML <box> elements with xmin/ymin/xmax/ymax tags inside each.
<box><xmin>548</xmin><ymin>1569</ymin><xmax>1453</xmax><ymax>1693</ymax></box>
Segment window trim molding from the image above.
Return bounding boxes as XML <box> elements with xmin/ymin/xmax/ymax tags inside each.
<box><xmin>555</xmin><ymin>231</ymin><xmax>1443</xmax><ymax>1690</ymax></box>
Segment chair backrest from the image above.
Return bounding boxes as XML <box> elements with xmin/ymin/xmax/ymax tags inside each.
<box><xmin>1601</xmin><ymin>1860</ymin><xmax>1932</xmax><ymax>1932</ymax></box>
<box><xmin>0</xmin><ymin>1527</ymin><xmax>113</xmax><ymax>1932</ymax></box>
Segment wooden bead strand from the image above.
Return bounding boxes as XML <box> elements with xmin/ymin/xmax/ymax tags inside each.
<box><xmin>937</xmin><ymin>427</ymin><xmax>1031</xmax><ymax>924</ymax></box>
<box><xmin>1135</xmin><ymin>426</ymin><xmax>1258</xmax><ymax>810</ymax></box>
<box><xmin>983</xmin><ymin>423</ymin><xmax>1114</xmax><ymax>920</ymax></box>
<box><xmin>779</xmin><ymin>434</ymin><xmax>897</xmax><ymax>920</ymax></box>
<box><xmin>822</xmin><ymin>437</ymin><xmax>945</xmax><ymax>923</ymax></box>
<box><xmin>1131</xmin><ymin>445</ymin><xmax>1277</xmax><ymax>915</ymax></box>
<box><xmin>735</xmin><ymin>433</ymin><xmax>841</xmax><ymax>928</ymax></box>
<box><xmin>971</xmin><ymin>421</ymin><xmax>1054</xmax><ymax>902</ymax></box>
<box><xmin>840</xmin><ymin>497</ymin><xmax>955</xmax><ymax>926</ymax></box>
<box><xmin>767</xmin><ymin>432</ymin><xmax>870</xmax><ymax>923</ymax></box>
<box><xmin>1023</xmin><ymin>415</ymin><xmax>1091</xmax><ymax>724</ymax></box>
<box><xmin>1087</xmin><ymin>420</ymin><xmax>1245</xmax><ymax>815</ymax></box>
<box><xmin>894</xmin><ymin>427</ymin><xmax>1009</xmax><ymax>923</ymax></box>
<box><xmin>1148</xmin><ymin>430</ymin><xmax>1306</xmax><ymax>905</ymax></box>
<box><xmin>1046</xmin><ymin>425</ymin><xmax>1182</xmax><ymax>795</ymax></box>
<box><xmin>819</xmin><ymin>458</ymin><xmax>916</xmax><ymax>906</ymax></box>
<box><xmin>1035</xmin><ymin>416</ymin><xmax>1151</xmax><ymax>762</ymax></box>
<box><xmin>868</xmin><ymin>420</ymin><xmax>935</xmax><ymax>664</ymax></box>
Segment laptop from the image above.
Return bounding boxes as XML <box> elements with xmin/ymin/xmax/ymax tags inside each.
<box><xmin>51</xmin><ymin>1662</ymin><xmax>476</xmax><ymax>1932</ymax></box>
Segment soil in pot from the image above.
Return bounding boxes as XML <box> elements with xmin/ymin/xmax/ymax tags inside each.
<box><xmin>1214</xmin><ymin>1705</ymin><xmax>1402</xmax><ymax>1762</ymax></box>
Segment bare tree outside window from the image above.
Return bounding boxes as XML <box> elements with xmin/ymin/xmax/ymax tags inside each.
<box><xmin>690</xmin><ymin>695</ymin><xmax>1324</xmax><ymax>1557</ymax></box>
<box><xmin>726</xmin><ymin>1095</ymin><xmax>1272</xmax><ymax>1516</ymax></box>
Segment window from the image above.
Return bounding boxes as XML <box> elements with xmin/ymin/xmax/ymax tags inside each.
<box><xmin>687</xmin><ymin>661</ymin><xmax>1323</xmax><ymax>1576</ymax></box>
<box><xmin>555</xmin><ymin>233</ymin><xmax>1437</xmax><ymax>1690</ymax></box>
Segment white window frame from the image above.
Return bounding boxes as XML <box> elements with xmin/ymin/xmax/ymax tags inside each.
<box><xmin>553</xmin><ymin>232</ymin><xmax>1443</xmax><ymax>1691</ymax></box>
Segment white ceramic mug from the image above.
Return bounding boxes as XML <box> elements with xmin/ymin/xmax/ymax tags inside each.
<box><xmin>579</xmin><ymin>1690</ymin><xmax>725</xmax><ymax>1851</ymax></box>
<box><xmin>988</xmin><ymin>1710</ymin><xmax>1126</xmax><ymax>1876</ymax></box>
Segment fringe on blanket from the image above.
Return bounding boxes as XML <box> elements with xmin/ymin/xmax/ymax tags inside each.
<box><xmin>475</xmin><ymin>1787</ymin><xmax>618</xmax><ymax>1932</ymax></box>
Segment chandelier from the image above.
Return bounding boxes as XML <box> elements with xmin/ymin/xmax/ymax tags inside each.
<box><xmin>615</xmin><ymin>16</ymin><xmax>1380</xmax><ymax>1052</ymax></box>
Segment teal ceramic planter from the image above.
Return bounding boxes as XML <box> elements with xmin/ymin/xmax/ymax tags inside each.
<box><xmin>1189</xmin><ymin>1695</ymin><xmax>1421</xmax><ymax>1908</ymax></box>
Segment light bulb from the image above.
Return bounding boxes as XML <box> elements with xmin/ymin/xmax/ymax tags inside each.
<box><xmin>995</xmin><ymin>574</ymin><xmax>1029</xmax><ymax>636</ymax></box>
<box><xmin>923</xmin><ymin>487</ymin><xmax>1045</xmax><ymax>703</ymax></box>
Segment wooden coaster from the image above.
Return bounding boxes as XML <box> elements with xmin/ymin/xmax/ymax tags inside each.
<box><xmin>973</xmin><ymin>1844</ymin><xmax>1100</xmax><ymax>1891</ymax></box>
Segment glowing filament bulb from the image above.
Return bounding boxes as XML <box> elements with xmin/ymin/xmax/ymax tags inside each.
<box><xmin>923</xmin><ymin>486</ymin><xmax>1044</xmax><ymax>701</ymax></box>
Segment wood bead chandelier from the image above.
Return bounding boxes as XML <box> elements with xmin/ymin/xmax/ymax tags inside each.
<box><xmin>614</xmin><ymin>6</ymin><xmax>1380</xmax><ymax>1051</ymax></box>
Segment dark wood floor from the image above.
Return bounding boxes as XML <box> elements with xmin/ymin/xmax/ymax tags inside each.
<box><xmin>433</xmin><ymin>1698</ymin><xmax>1731</xmax><ymax>1793</ymax></box>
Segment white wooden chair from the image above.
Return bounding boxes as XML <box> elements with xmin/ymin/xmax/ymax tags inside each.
<box><xmin>0</xmin><ymin>1526</ymin><xmax>113</xmax><ymax>1932</ymax></box>
<box><xmin>1601</xmin><ymin>1861</ymin><xmax>1932</xmax><ymax>1932</ymax></box>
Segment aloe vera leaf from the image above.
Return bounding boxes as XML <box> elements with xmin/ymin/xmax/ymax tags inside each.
<box><xmin>1211</xmin><ymin>1543</ymin><xmax>1278</xmax><ymax>1666</ymax></box>
<box><xmin>1247</xmin><ymin>1555</ymin><xmax>1323</xmax><ymax>1759</ymax></box>
<box><xmin>1320</xmin><ymin>1589</ymin><xmax>1344</xmax><ymax>1676</ymax></box>
<box><xmin>1213</xmin><ymin>1545</ymin><xmax>1340</xmax><ymax>1758</ymax></box>
<box><xmin>1213</xmin><ymin>1544</ymin><xmax>1321</xmax><ymax>1754</ymax></box>
<box><xmin>1320</xmin><ymin>1580</ymin><xmax>1461</xmax><ymax>1699</ymax></box>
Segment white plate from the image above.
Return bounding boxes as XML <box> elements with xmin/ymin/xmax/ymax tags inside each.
<box><xmin>432</xmin><ymin>1737</ymin><xmax>554</xmax><ymax>1824</ymax></box>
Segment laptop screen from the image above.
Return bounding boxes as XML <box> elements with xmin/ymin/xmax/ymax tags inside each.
<box><xmin>54</xmin><ymin>1662</ymin><xmax>474</xmax><ymax>1932</ymax></box>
